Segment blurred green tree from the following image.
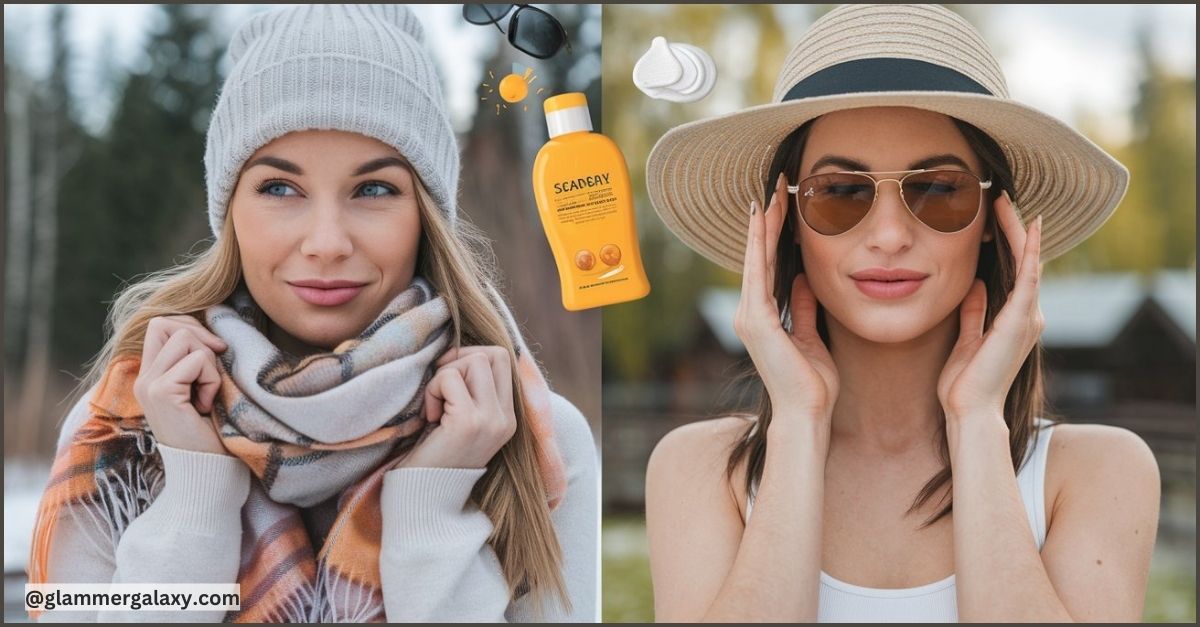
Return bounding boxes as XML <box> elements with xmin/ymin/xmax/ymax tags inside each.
<box><xmin>6</xmin><ymin>5</ymin><xmax>84</xmax><ymax>454</ymax></box>
<box><xmin>53</xmin><ymin>5</ymin><xmax>226</xmax><ymax>378</ymax></box>
<box><xmin>1043</xmin><ymin>21</ymin><xmax>1196</xmax><ymax>274</ymax></box>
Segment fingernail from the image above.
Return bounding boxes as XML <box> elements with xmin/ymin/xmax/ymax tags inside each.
<box><xmin>1003</xmin><ymin>190</ymin><xmax>1017</xmax><ymax>211</ymax></box>
<box><xmin>1036</xmin><ymin>214</ymin><xmax>1043</xmax><ymax>230</ymax></box>
<box><xmin>750</xmin><ymin>200</ymin><xmax>758</xmax><ymax>215</ymax></box>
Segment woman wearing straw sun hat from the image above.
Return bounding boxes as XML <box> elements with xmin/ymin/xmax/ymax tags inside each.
<box><xmin>644</xmin><ymin>4</ymin><xmax>1158</xmax><ymax>622</ymax></box>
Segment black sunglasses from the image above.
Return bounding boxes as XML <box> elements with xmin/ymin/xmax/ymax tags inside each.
<box><xmin>462</xmin><ymin>4</ymin><xmax>572</xmax><ymax>60</ymax></box>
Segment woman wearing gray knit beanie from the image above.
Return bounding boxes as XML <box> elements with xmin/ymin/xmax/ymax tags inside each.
<box><xmin>29</xmin><ymin>5</ymin><xmax>597</xmax><ymax>622</ymax></box>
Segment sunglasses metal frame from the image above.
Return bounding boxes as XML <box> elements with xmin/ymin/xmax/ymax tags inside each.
<box><xmin>462</xmin><ymin>4</ymin><xmax>572</xmax><ymax>60</ymax></box>
<box><xmin>786</xmin><ymin>168</ymin><xmax>992</xmax><ymax>236</ymax></box>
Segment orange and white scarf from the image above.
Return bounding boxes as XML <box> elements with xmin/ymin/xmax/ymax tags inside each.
<box><xmin>29</xmin><ymin>277</ymin><xmax>566</xmax><ymax>621</ymax></box>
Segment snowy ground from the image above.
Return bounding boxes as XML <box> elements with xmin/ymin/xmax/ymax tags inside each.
<box><xmin>5</xmin><ymin>460</ymin><xmax>51</xmax><ymax>623</ymax></box>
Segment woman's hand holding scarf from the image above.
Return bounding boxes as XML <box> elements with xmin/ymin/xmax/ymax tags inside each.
<box><xmin>133</xmin><ymin>315</ymin><xmax>231</xmax><ymax>456</ymax></box>
<box><xmin>398</xmin><ymin>345</ymin><xmax>518</xmax><ymax>469</ymax></box>
<box><xmin>937</xmin><ymin>192</ymin><xmax>1044</xmax><ymax>426</ymax></box>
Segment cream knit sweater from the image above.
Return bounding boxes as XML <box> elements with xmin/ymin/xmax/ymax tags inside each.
<box><xmin>36</xmin><ymin>383</ymin><xmax>599</xmax><ymax>622</ymax></box>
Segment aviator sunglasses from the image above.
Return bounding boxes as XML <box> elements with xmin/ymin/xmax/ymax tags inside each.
<box><xmin>462</xmin><ymin>4</ymin><xmax>572</xmax><ymax>60</ymax></box>
<box><xmin>787</xmin><ymin>169</ymin><xmax>992</xmax><ymax>236</ymax></box>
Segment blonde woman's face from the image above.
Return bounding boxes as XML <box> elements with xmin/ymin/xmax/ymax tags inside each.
<box><xmin>793</xmin><ymin>106</ymin><xmax>994</xmax><ymax>344</ymax></box>
<box><xmin>229</xmin><ymin>129</ymin><xmax>422</xmax><ymax>352</ymax></box>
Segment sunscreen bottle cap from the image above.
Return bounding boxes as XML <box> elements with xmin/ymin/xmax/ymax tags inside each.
<box><xmin>544</xmin><ymin>92</ymin><xmax>593</xmax><ymax>138</ymax></box>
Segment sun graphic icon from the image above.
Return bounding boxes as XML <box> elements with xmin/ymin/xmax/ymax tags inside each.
<box><xmin>480</xmin><ymin>63</ymin><xmax>546</xmax><ymax>115</ymax></box>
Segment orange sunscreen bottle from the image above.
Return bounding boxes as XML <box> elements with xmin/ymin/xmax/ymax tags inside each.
<box><xmin>533</xmin><ymin>93</ymin><xmax>650</xmax><ymax>311</ymax></box>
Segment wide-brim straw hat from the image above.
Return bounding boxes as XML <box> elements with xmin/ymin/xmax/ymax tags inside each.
<box><xmin>645</xmin><ymin>4</ymin><xmax>1129</xmax><ymax>273</ymax></box>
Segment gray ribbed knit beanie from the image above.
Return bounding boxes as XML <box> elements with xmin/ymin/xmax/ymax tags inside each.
<box><xmin>204</xmin><ymin>4</ymin><xmax>460</xmax><ymax>238</ymax></box>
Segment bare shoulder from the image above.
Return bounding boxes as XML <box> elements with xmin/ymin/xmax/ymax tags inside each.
<box><xmin>649</xmin><ymin>416</ymin><xmax>754</xmax><ymax>474</ymax></box>
<box><xmin>1045</xmin><ymin>422</ymin><xmax>1161</xmax><ymax>521</ymax></box>
<box><xmin>1047</xmin><ymin>422</ymin><xmax>1159</xmax><ymax>480</ymax></box>
<box><xmin>647</xmin><ymin>416</ymin><xmax>756</xmax><ymax>516</ymax></box>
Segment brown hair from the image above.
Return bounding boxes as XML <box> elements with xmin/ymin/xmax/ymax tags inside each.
<box><xmin>69</xmin><ymin>171</ymin><xmax>569</xmax><ymax>611</ymax></box>
<box><xmin>724</xmin><ymin>112</ymin><xmax>1055</xmax><ymax>525</ymax></box>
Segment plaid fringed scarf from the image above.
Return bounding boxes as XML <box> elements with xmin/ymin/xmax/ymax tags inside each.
<box><xmin>29</xmin><ymin>277</ymin><xmax>567</xmax><ymax>622</ymax></box>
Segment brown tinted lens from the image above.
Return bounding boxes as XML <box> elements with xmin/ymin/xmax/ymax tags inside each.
<box><xmin>796</xmin><ymin>172</ymin><xmax>875</xmax><ymax>235</ymax></box>
<box><xmin>902</xmin><ymin>170</ymin><xmax>982</xmax><ymax>233</ymax></box>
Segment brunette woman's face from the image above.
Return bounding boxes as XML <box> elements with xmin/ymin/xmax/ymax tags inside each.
<box><xmin>793</xmin><ymin>106</ymin><xmax>994</xmax><ymax>344</ymax></box>
<box><xmin>229</xmin><ymin>129</ymin><xmax>422</xmax><ymax>351</ymax></box>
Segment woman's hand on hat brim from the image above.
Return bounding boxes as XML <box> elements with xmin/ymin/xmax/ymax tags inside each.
<box><xmin>938</xmin><ymin>192</ymin><xmax>1044</xmax><ymax>424</ymax></box>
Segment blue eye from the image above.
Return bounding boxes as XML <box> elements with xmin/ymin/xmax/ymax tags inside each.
<box><xmin>358</xmin><ymin>182</ymin><xmax>398</xmax><ymax>198</ymax></box>
<box><xmin>256</xmin><ymin>181</ymin><xmax>298</xmax><ymax>197</ymax></box>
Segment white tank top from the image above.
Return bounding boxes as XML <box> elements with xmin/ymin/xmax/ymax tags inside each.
<box><xmin>744</xmin><ymin>418</ymin><xmax>1055</xmax><ymax>623</ymax></box>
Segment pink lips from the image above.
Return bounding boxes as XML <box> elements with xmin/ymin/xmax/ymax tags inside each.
<box><xmin>849</xmin><ymin>267</ymin><xmax>929</xmax><ymax>300</ymax></box>
<box><xmin>288</xmin><ymin>279</ymin><xmax>367</xmax><ymax>307</ymax></box>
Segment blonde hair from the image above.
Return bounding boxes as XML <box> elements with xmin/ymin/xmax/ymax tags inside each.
<box><xmin>70</xmin><ymin>173</ymin><xmax>569</xmax><ymax>611</ymax></box>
